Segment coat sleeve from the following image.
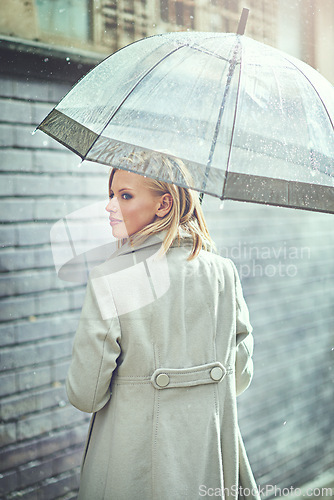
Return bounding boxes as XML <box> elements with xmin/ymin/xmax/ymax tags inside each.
<box><xmin>229</xmin><ymin>260</ymin><xmax>254</xmax><ymax>397</ymax></box>
<box><xmin>66</xmin><ymin>272</ymin><xmax>122</xmax><ymax>413</ymax></box>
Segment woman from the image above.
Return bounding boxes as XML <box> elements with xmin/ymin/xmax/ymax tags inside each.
<box><xmin>66</xmin><ymin>154</ymin><xmax>259</xmax><ymax>500</ymax></box>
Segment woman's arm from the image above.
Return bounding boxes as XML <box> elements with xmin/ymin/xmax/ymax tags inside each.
<box><xmin>235</xmin><ymin>332</ymin><xmax>254</xmax><ymax>396</ymax></box>
<box><xmin>229</xmin><ymin>260</ymin><xmax>254</xmax><ymax>396</ymax></box>
<box><xmin>66</xmin><ymin>273</ymin><xmax>121</xmax><ymax>413</ymax></box>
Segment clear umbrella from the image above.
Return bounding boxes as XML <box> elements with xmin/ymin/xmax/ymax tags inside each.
<box><xmin>37</xmin><ymin>30</ymin><xmax>334</xmax><ymax>214</ymax></box>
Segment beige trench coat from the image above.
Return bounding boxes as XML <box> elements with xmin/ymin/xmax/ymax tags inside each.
<box><xmin>66</xmin><ymin>232</ymin><xmax>260</xmax><ymax>500</ymax></box>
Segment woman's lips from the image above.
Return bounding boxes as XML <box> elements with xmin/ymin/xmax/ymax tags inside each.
<box><xmin>109</xmin><ymin>218</ymin><xmax>122</xmax><ymax>226</ymax></box>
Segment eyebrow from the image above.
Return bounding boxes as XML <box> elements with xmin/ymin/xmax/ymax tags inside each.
<box><xmin>110</xmin><ymin>187</ymin><xmax>134</xmax><ymax>193</ymax></box>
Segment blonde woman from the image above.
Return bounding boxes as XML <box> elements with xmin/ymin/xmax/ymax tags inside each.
<box><xmin>66</xmin><ymin>154</ymin><xmax>259</xmax><ymax>500</ymax></box>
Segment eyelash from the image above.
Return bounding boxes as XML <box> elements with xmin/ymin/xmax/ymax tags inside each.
<box><xmin>109</xmin><ymin>193</ymin><xmax>132</xmax><ymax>200</ymax></box>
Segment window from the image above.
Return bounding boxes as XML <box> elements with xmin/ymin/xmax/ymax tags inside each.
<box><xmin>175</xmin><ymin>1</ymin><xmax>184</xmax><ymax>26</ymax></box>
<box><xmin>225</xmin><ymin>0</ymin><xmax>239</xmax><ymax>12</ymax></box>
<box><xmin>160</xmin><ymin>0</ymin><xmax>169</xmax><ymax>22</ymax></box>
<box><xmin>123</xmin><ymin>0</ymin><xmax>135</xmax><ymax>15</ymax></box>
<box><xmin>35</xmin><ymin>0</ymin><xmax>91</xmax><ymax>41</ymax></box>
<box><xmin>124</xmin><ymin>19</ymin><xmax>135</xmax><ymax>37</ymax></box>
<box><xmin>185</xmin><ymin>4</ymin><xmax>195</xmax><ymax>29</ymax></box>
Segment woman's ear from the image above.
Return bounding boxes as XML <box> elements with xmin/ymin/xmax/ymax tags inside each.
<box><xmin>155</xmin><ymin>193</ymin><xmax>173</xmax><ymax>218</ymax></box>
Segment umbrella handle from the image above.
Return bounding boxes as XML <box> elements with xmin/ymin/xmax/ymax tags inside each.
<box><xmin>237</xmin><ymin>8</ymin><xmax>249</xmax><ymax>35</ymax></box>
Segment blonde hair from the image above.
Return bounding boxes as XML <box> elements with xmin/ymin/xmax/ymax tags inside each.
<box><xmin>108</xmin><ymin>152</ymin><xmax>215</xmax><ymax>260</ymax></box>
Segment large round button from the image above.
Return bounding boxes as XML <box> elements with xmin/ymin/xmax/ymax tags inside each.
<box><xmin>210</xmin><ymin>366</ymin><xmax>223</xmax><ymax>381</ymax></box>
<box><xmin>156</xmin><ymin>373</ymin><xmax>170</xmax><ymax>387</ymax></box>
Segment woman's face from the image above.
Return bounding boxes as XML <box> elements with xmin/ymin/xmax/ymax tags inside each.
<box><xmin>105</xmin><ymin>170</ymin><xmax>171</xmax><ymax>239</ymax></box>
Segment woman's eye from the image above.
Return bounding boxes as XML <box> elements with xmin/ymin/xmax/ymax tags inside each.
<box><xmin>121</xmin><ymin>193</ymin><xmax>132</xmax><ymax>200</ymax></box>
<box><xmin>109</xmin><ymin>193</ymin><xmax>114</xmax><ymax>199</ymax></box>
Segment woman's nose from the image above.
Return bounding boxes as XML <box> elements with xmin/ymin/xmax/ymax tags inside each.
<box><xmin>105</xmin><ymin>197</ymin><xmax>118</xmax><ymax>213</ymax></box>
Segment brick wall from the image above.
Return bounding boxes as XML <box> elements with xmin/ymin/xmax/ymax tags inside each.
<box><xmin>0</xmin><ymin>45</ymin><xmax>108</xmax><ymax>499</ymax></box>
<box><xmin>203</xmin><ymin>197</ymin><xmax>334</xmax><ymax>495</ymax></box>
<box><xmin>1</xmin><ymin>45</ymin><xmax>333</xmax><ymax>499</ymax></box>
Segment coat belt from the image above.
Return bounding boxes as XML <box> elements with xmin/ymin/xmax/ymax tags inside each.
<box><xmin>114</xmin><ymin>362</ymin><xmax>233</xmax><ymax>389</ymax></box>
<box><xmin>151</xmin><ymin>362</ymin><xmax>230</xmax><ymax>389</ymax></box>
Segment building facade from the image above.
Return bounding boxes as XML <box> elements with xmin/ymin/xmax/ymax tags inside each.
<box><xmin>2</xmin><ymin>0</ymin><xmax>333</xmax><ymax>82</ymax></box>
<box><xmin>0</xmin><ymin>0</ymin><xmax>278</xmax><ymax>55</ymax></box>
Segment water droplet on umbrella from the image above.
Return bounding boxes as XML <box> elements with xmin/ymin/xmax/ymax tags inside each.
<box><xmin>66</xmin><ymin>57</ymin><xmax>70</xmax><ymax>61</ymax></box>
<box><xmin>219</xmin><ymin>202</ymin><xmax>225</xmax><ymax>210</ymax></box>
<box><xmin>31</xmin><ymin>128</ymin><xmax>37</xmax><ymax>136</ymax></box>
<box><xmin>77</xmin><ymin>160</ymin><xmax>83</xmax><ymax>168</ymax></box>
<box><xmin>283</xmin><ymin>421</ymin><xmax>287</xmax><ymax>425</ymax></box>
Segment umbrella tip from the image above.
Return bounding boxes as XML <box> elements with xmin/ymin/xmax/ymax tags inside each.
<box><xmin>237</xmin><ymin>7</ymin><xmax>249</xmax><ymax>35</ymax></box>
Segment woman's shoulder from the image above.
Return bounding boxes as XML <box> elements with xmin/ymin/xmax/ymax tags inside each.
<box><xmin>168</xmin><ymin>241</ymin><xmax>236</xmax><ymax>277</ymax></box>
<box><xmin>201</xmin><ymin>249</ymin><xmax>236</xmax><ymax>273</ymax></box>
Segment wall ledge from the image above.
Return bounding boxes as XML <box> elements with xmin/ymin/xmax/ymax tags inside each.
<box><xmin>0</xmin><ymin>35</ymin><xmax>105</xmax><ymax>83</ymax></box>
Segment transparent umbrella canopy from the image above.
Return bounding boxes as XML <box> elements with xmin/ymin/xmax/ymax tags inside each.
<box><xmin>37</xmin><ymin>31</ymin><xmax>334</xmax><ymax>214</ymax></box>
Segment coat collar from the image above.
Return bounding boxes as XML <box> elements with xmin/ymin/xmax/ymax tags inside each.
<box><xmin>111</xmin><ymin>229</ymin><xmax>193</xmax><ymax>259</ymax></box>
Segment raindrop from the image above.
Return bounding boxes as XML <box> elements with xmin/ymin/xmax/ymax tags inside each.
<box><xmin>58</xmin><ymin>400</ymin><xmax>66</xmax><ymax>408</ymax></box>
<box><xmin>77</xmin><ymin>160</ymin><xmax>83</xmax><ymax>168</ymax></box>
<box><xmin>283</xmin><ymin>421</ymin><xmax>287</xmax><ymax>425</ymax></box>
<box><xmin>31</xmin><ymin>128</ymin><xmax>37</xmax><ymax>136</ymax></box>
<box><xmin>190</xmin><ymin>15</ymin><xmax>194</xmax><ymax>19</ymax></box>
<box><xmin>59</xmin><ymin>8</ymin><xmax>65</xmax><ymax>13</ymax></box>
<box><xmin>66</xmin><ymin>57</ymin><xmax>70</xmax><ymax>61</ymax></box>
<box><xmin>219</xmin><ymin>201</ymin><xmax>225</xmax><ymax>210</ymax></box>
<box><xmin>44</xmin><ymin>57</ymin><xmax>49</xmax><ymax>62</ymax></box>
<box><xmin>43</xmin><ymin>140</ymin><xmax>48</xmax><ymax>146</ymax></box>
